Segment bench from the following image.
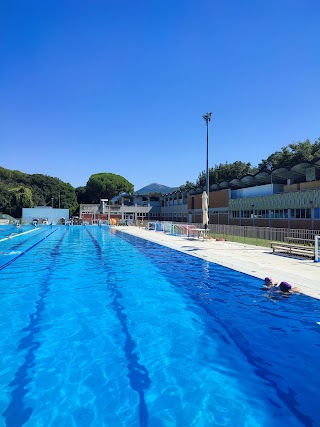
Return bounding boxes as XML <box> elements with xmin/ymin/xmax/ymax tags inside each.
<box><xmin>188</xmin><ymin>228</ymin><xmax>208</xmax><ymax>239</ymax></box>
<box><xmin>284</xmin><ymin>236</ymin><xmax>314</xmax><ymax>245</ymax></box>
<box><xmin>270</xmin><ymin>242</ymin><xmax>315</xmax><ymax>258</ymax></box>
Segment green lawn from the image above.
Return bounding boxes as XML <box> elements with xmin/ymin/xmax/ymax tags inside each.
<box><xmin>207</xmin><ymin>232</ymin><xmax>271</xmax><ymax>248</ymax></box>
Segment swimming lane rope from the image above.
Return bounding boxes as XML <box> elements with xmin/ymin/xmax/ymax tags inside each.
<box><xmin>0</xmin><ymin>228</ymin><xmax>58</xmax><ymax>272</ymax></box>
<box><xmin>0</xmin><ymin>227</ymin><xmax>39</xmax><ymax>243</ymax></box>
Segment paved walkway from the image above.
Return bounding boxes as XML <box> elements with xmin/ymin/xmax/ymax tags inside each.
<box><xmin>117</xmin><ymin>226</ymin><xmax>320</xmax><ymax>299</ymax></box>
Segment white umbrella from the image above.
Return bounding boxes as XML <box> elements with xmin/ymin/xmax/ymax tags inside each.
<box><xmin>202</xmin><ymin>191</ymin><xmax>209</xmax><ymax>228</ymax></box>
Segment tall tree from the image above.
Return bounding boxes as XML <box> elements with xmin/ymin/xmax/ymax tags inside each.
<box><xmin>0</xmin><ymin>167</ymin><xmax>78</xmax><ymax>215</ymax></box>
<box><xmin>85</xmin><ymin>173</ymin><xmax>134</xmax><ymax>203</ymax></box>
<box><xmin>9</xmin><ymin>186</ymin><xmax>34</xmax><ymax>217</ymax></box>
<box><xmin>197</xmin><ymin>161</ymin><xmax>257</xmax><ymax>187</ymax></box>
<box><xmin>0</xmin><ymin>186</ymin><xmax>14</xmax><ymax>215</ymax></box>
<box><xmin>258</xmin><ymin>138</ymin><xmax>320</xmax><ymax>171</ymax></box>
<box><xmin>179</xmin><ymin>180</ymin><xmax>196</xmax><ymax>191</ymax></box>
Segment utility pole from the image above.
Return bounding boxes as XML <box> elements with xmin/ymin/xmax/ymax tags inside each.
<box><xmin>202</xmin><ymin>112</ymin><xmax>212</xmax><ymax>228</ymax></box>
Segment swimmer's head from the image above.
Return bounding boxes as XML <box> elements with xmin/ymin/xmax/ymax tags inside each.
<box><xmin>279</xmin><ymin>281</ymin><xmax>292</xmax><ymax>293</ymax></box>
<box><xmin>264</xmin><ymin>277</ymin><xmax>274</xmax><ymax>286</ymax></box>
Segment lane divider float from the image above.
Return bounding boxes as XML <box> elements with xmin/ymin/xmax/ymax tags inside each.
<box><xmin>0</xmin><ymin>228</ymin><xmax>39</xmax><ymax>243</ymax></box>
<box><xmin>0</xmin><ymin>228</ymin><xmax>58</xmax><ymax>272</ymax></box>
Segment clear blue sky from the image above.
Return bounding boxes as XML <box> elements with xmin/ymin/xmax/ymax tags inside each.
<box><xmin>1</xmin><ymin>0</ymin><xmax>319</xmax><ymax>191</ymax></box>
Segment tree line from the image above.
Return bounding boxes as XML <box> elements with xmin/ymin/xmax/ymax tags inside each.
<box><xmin>1</xmin><ymin>138</ymin><xmax>319</xmax><ymax>217</ymax></box>
<box><xmin>0</xmin><ymin>170</ymin><xmax>134</xmax><ymax>218</ymax></box>
<box><xmin>181</xmin><ymin>138</ymin><xmax>320</xmax><ymax>190</ymax></box>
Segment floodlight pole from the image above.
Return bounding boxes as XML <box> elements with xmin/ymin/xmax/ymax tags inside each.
<box><xmin>203</xmin><ymin>112</ymin><xmax>212</xmax><ymax>228</ymax></box>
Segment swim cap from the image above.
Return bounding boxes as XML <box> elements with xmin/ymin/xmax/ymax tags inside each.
<box><xmin>279</xmin><ymin>282</ymin><xmax>292</xmax><ymax>292</ymax></box>
<box><xmin>264</xmin><ymin>277</ymin><xmax>273</xmax><ymax>283</ymax></box>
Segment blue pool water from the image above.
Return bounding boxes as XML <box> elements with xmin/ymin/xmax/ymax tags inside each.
<box><xmin>0</xmin><ymin>225</ymin><xmax>319</xmax><ymax>427</ymax></box>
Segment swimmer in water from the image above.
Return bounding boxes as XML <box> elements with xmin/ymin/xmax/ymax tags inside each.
<box><xmin>262</xmin><ymin>278</ymin><xmax>300</xmax><ymax>297</ymax></box>
<box><xmin>278</xmin><ymin>281</ymin><xmax>300</xmax><ymax>294</ymax></box>
<box><xmin>261</xmin><ymin>277</ymin><xmax>277</xmax><ymax>290</ymax></box>
<box><xmin>0</xmin><ymin>251</ymin><xmax>21</xmax><ymax>256</ymax></box>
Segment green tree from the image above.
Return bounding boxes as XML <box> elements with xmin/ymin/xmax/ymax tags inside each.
<box><xmin>179</xmin><ymin>180</ymin><xmax>196</xmax><ymax>191</ymax></box>
<box><xmin>75</xmin><ymin>186</ymin><xmax>88</xmax><ymax>203</ymax></box>
<box><xmin>52</xmin><ymin>183</ymin><xmax>78</xmax><ymax>215</ymax></box>
<box><xmin>197</xmin><ymin>161</ymin><xmax>257</xmax><ymax>187</ymax></box>
<box><xmin>85</xmin><ymin>173</ymin><xmax>134</xmax><ymax>203</ymax></box>
<box><xmin>9</xmin><ymin>186</ymin><xmax>33</xmax><ymax>217</ymax></box>
<box><xmin>0</xmin><ymin>185</ymin><xmax>13</xmax><ymax>215</ymax></box>
<box><xmin>0</xmin><ymin>167</ymin><xmax>79</xmax><ymax>216</ymax></box>
<box><xmin>258</xmin><ymin>138</ymin><xmax>320</xmax><ymax>171</ymax></box>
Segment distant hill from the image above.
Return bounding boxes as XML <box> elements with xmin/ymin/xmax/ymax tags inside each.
<box><xmin>134</xmin><ymin>183</ymin><xmax>178</xmax><ymax>195</ymax></box>
<box><xmin>0</xmin><ymin>165</ymin><xmax>78</xmax><ymax>217</ymax></box>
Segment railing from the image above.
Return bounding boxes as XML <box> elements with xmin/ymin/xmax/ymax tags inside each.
<box><xmin>137</xmin><ymin>220</ymin><xmax>318</xmax><ymax>244</ymax></box>
<box><xmin>205</xmin><ymin>224</ymin><xmax>317</xmax><ymax>244</ymax></box>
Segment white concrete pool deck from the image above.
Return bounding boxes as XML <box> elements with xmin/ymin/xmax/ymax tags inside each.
<box><xmin>117</xmin><ymin>226</ymin><xmax>320</xmax><ymax>300</ymax></box>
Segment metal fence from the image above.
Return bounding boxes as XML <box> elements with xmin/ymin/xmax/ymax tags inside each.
<box><xmin>136</xmin><ymin>220</ymin><xmax>318</xmax><ymax>245</ymax></box>
<box><xmin>178</xmin><ymin>223</ymin><xmax>319</xmax><ymax>244</ymax></box>
<box><xmin>205</xmin><ymin>224</ymin><xmax>317</xmax><ymax>245</ymax></box>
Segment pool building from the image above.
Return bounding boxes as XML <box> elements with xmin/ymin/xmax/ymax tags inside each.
<box><xmin>79</xmin><ymin>161</ymin><xmax>320</xmax><ymax>231</ymax></box>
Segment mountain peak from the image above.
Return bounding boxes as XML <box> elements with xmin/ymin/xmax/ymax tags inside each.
<box><xmin>134</xmin><ymin>183</ymin><xmax>178</xmax><ymax>195</ymax></box>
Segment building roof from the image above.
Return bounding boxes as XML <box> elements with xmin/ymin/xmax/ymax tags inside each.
<box><xmin>208</xmin><ymin>160</ymin><xmax>320</xmax><ymax>192</ymax></box>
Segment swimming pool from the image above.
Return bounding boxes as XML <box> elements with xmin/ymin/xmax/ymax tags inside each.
<box><xmin>0</xmin><ymin>225</ymin><xmax>319</xmax><ymax>426</ymax></box>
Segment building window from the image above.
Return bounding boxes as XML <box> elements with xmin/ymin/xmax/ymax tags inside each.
<box><xmin>270</xmin><ymin>209</ymin><xmax>288</xmax><ymax>219</ymax></box>
<box><xmin>292</xmin><ymin>208</ymin><xmax>311</xmax><ymax>219</ymax></box>
<box><xmin>242</xmin><ymin>210</ymin><xmax>251</xmax><ymax>218</ymax></box>
<box><xmin>256</xmin><ymin>210</ymin><xmax>268</xmax><ymax>218</ymax></box>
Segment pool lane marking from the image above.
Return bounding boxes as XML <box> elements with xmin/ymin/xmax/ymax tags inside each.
<box><xmin>2</xmin><ymin>229</ymin><xmax>68</xmax><ymax>427</ymax></box>
<box><xmin>0</xmin><ymin>228</ymin><xmax>58</xmax><ymax>272</ymax></box>
<box><xmin>10</xmin><ymin>228</ymin><xmax>48</xmax><ymax>251</ymax></box>
<box><xmin>87</xmin><ymin>228</ymin><xmax>151</xmax><ymax>427</ymax></box>
<box><xmin>0</xmin><ymin>228</ymin><xmax>38</xmax><ymax>243</ymax></box>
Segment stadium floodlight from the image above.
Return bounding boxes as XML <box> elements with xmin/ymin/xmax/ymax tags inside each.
<box><xmin>202</xmin><ymin>112</ymin><xmax>212</xmax><ymax>229</ymax></box>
